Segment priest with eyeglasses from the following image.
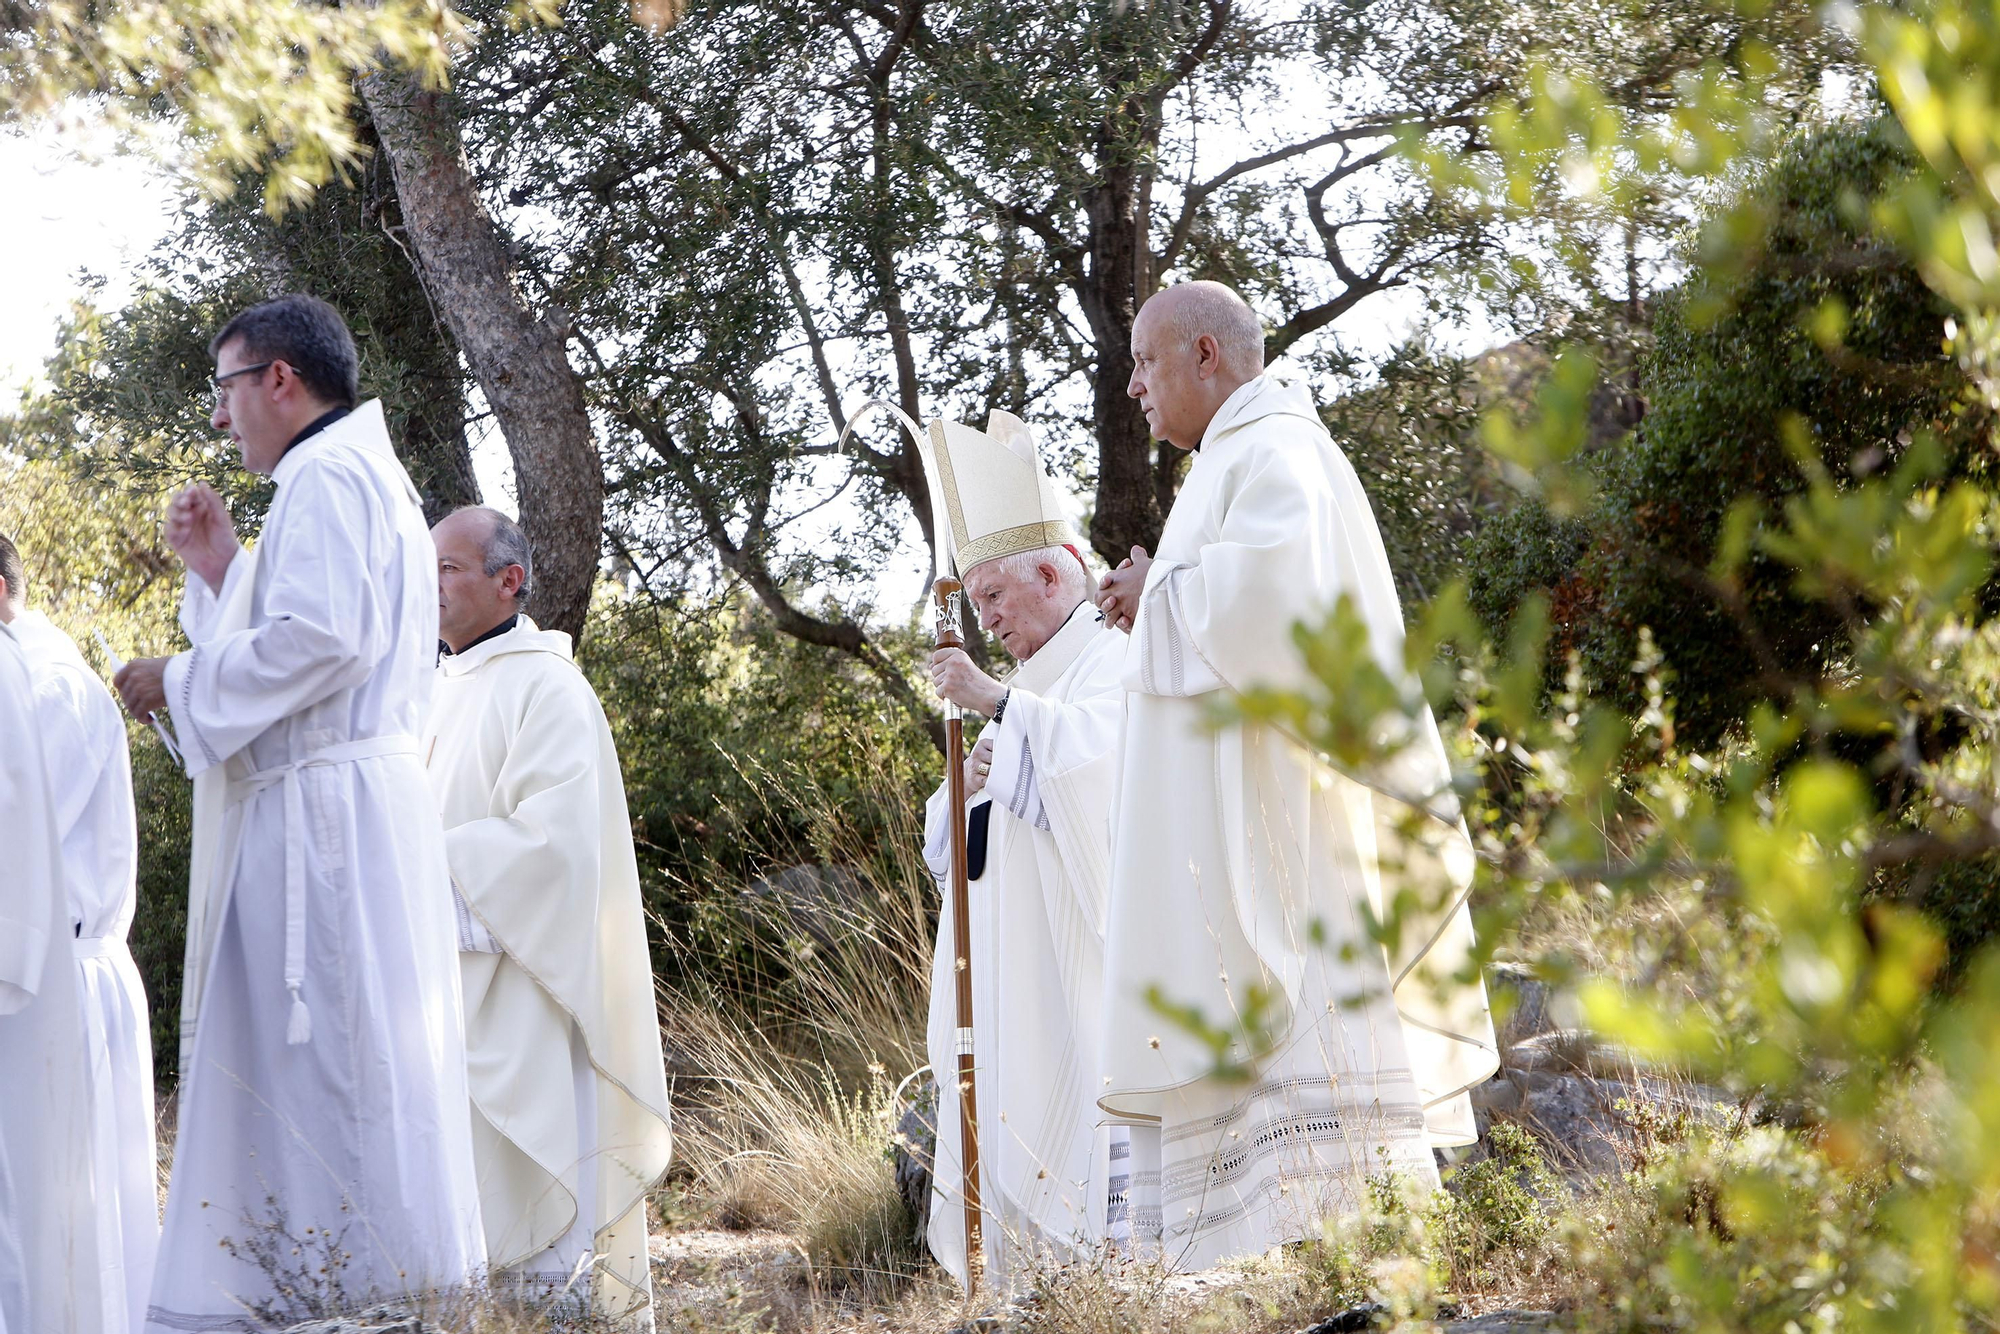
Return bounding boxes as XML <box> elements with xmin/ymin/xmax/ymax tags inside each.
<box><xmin>113</xmin><ymin>293</ymin><xmax>484</xmax><ymax>1328</ymax></box>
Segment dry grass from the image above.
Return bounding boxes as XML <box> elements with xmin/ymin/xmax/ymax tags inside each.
<box><xmin>655</xmin><ymin>736</ymin><xmax>948</xmax><ymax>1322</ymax></box>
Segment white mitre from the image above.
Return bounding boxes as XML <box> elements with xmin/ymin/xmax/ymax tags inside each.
<box><xmin>927</xmin><ymin>410</ymin><xmax>1077</xmax><ymax>573</ymax></box>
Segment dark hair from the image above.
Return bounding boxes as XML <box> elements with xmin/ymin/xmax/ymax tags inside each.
<box><xmin>0</xmin><ymin>531</ymin><xmax>22</xmax><ymax>606</ymax></box>
<box><xmin>209</xmin><ymin>293</ymin><xmax>360</xmax><ymax>409</ymax></box>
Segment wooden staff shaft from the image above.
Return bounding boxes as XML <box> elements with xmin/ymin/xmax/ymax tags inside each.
<box><xmin>934</xmin><ymin>577</ymin><xmax>983</xmax><ymax>1284</ymax></box>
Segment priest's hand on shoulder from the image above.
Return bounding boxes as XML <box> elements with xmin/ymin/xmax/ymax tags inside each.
<box><xmin>965</xmin><ymin>734</ymin><xmax>995</xmax><ymax>796</ymax></box>
<box><xmin>1095</xmin><ymin>545</ymin><xmax>1152</xmax><ymax>634</ymax></box>
<box><xmin>929</xmin><ymin>647</ymin><xmax>1007</xmax><ymax>715</ymax></box>
<box><xmin>113</xmin><ymin>657</ymin><xmax>169</xmax><ymax>723</ymax></box>
<box><xmin>165</xmin><ymin>481</ymin><xmax>238</xmax><ymax>594</ymax></box>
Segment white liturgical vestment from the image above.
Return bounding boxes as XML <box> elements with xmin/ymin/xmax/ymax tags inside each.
<box><xmin>1099</xmin><ymin>375</ymin><xmax>1498</xmax><ymax>1271</ymax></box>
<box><xmin>0</xmin><ymin>619</ymin><xmax>104</xmax><ymax>1334</ymax></box>
<box><xmin>922</xmin><ymin>598</ymin><xmax>1124</xmax><ymax>1287</ymax></box>
<box><xmin>422</xmin><ymin>617</ymin><xmax>673</xmax><ymax>1324</ymax></box>
<box><xmin>12</xmin><ymin>610</ymin><xmax>157</xmax><ymax>1334</ymax></box>
<box><xmin>148</xmin><ymin>401</ymin><xmax>485</xmax><ymax>1330</ymax></box>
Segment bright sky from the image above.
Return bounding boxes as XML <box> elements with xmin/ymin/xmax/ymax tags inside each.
<box><xmin>0</xmin><ymin>123</ymin><xmax>177</xmax><ymax>402</ymax></box>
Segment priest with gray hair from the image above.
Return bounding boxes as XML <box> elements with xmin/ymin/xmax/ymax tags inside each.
<box><xmin>423</xmin><ymin>505</ymin><xmax>674</xmax><ymax>1323</ymax></box>
<box><xmin>919</xmin><ymin>411</ymin><xmax>1129</xmax><ymax>1288</ymax></box>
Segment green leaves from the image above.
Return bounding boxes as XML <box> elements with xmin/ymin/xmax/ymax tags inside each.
<box><xmin>5</xmin><ymin>0</ymin><xmax>484</xmax><ymax>211</ymax></box>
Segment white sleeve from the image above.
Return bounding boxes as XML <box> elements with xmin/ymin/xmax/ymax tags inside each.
<box><xmin>451</xmin><ymin>878</ymin><xmax>502</xmax><ymax>953</ymax></box>
<box><xmin>177</xmin><ymin>541</ymin><xmax>249</xmax><ymax>644</ymax></box>
<box><xmin>980</xmin><ymin>697</ymin><xmax>1050</xmax><ymax>832</ymax></box>
<box><xmin>161</xmin><ymin>462</ymin><xmax>391</xmax><ymax>776</ymax></box>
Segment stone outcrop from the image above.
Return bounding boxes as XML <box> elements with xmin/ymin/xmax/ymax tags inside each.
<box><xmin>1463</xmin><ymin>964</ymin><xmax>1737</xmax><ymax>1183</ymax></box>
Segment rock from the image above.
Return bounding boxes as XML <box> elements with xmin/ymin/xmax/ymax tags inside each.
<box><xmin>1295</xmin><ymin>1302</ymin><xmax>1387</xmax><ymax>1332</ymax></box>
<box><xmin>1469</xmin><ymin>1076</ymin><xmax>1523</xmax><ymax>1116</ymax></box>
<box><xmin>1449</xmin><ymin>1312</ymin><xmax>1557</xmax><ymax>1332</ymax></box>
<box><xmin>1292</xmin><ymin>1305</ymin><xmax>1553</xmax><ymax>1333</ymax></box>
<box><xmin>741</xmin><ymin>863</ymin><xmax>870</xmax><ymax>947</ymax></box>
<box><xmin>649</xmin><ymin>1229</ymin><xmax>809</xmax><ymax>1328</ymax></box>
<box><xmin>892</xmin><ymin>1073</ymin><xmax>937</xmax><ymax>1237</ymax></box>
<box><xmin>1486</xmin><ymin>963</ymin><xmax>1556</xmax><ymax>1054</ymax></box>
<box><xmin>279</xmin><ymin>1307</ymin><xmax>420</xmax><ymax>1334</ymax></box>
<box><xmin>1517</xmin><ymin>1072</ymin><xmax>1633</xmax><ymax>1177</ymax></box>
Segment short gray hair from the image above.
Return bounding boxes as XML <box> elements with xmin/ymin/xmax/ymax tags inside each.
<box><xmin>973</xmin><ymin>544</ymin><xmax>1090</xmax><ymax>602</ymax></box>
<box><xmin>453</xmin><ymin>505</ymin><xmax>534</xmax><ymax>609</ymax></box>
<box><xmin>1162</xmin><ymin>280</ymin><xmax>1266</xmax><ymax>375</ymax></box>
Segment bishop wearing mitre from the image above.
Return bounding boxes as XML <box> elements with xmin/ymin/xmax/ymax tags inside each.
<box><xmin>917</xmin><ymin>411</ymin><xmax>1127</xmax><ymax>1287</ymax></box>
<box><xmin>0</xmin><ymin>614</ymin><xmax>105</xmax><ymax>1334</ymax></box>
<box><xmin>0</xmin><ymin>534</ymin><xmax>156</xmax><ymax>1334</ymax></box>
<box><xmin>113</xmin><ymin>294</ymin><xmax>485</xmax><ymax>1327</ymax></box>
<box><xmin>422</xmin><ymin>506</ymin><xmax>673</xmax><ymax>1322</ymax></box>
<box><xmin>1094</xmin><ymin>282</ymin><xmax>1498</xmax><ymax>1270</ymax></box>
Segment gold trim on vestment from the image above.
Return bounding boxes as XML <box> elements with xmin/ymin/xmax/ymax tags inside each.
<box><xmin>958</xmin><ymin>520</ymin><xmax>1077</xmax><ymax>574</ymax></box>
<box><xmin>928</xmin><ymin>419</ymin><xmax>972</xmax><ymax>563</ymax></box>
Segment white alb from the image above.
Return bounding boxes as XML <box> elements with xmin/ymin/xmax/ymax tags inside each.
<box><xmin>1100</xmin><ymin>375</ymin><xmax>1499</xmax><ymax>1272</ymax></box>
<box><xmin>12</xmin><ymin>609</ymin><xmax>157</xmax><ymax>1334</ymax></box>
<box><xmin>149</xmin><ymin>401</ymin><xmax>485</xmax><ymax>1330</ymax></box>
<box><xmin>923</xmin><ymin>598</ymin><xmax>1126</xmax><ymax>1287</ymax></box>
<box><xmin>423</xmin><ymin>616</ymin><xmax>674</xmax><ymax>1323</ymax></box>
<box><xmin>0</xmin><ymin>618</ymin><xmax>104</xmax><ymax>1334</ymax></box>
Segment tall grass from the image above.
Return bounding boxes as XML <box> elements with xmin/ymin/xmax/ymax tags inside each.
<box><xmin>656</xmin><ymin>730</ymin><xmax>941</xmax><ymax>1304</ymax></box>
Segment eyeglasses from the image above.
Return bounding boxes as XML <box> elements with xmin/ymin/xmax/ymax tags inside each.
<box><xmin>210</xmin><ymin>361</ymin><xmax>274</xmax><ymax>407</ymax></box>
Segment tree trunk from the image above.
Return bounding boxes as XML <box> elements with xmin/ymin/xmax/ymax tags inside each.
<box><xmin>1079</xmin><ymin>96</ymin><xmax>1167</xmax><ymax>564</ymax></box>
<box><xmin>358</xmin><ymin>68</ymin><xmax>603</xmax><ymax>641</ymax></box>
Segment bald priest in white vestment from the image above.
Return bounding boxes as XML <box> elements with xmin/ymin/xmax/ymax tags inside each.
<box><xmin>114</xmin><ymin>294</ymin><xmax>485</xmax><ymax>1328</ymax></box>
<box><xmin>421</xmin><ymin>507</ymin><xmax>673</xmax><ymax>1324</ymax></box>
<box><xmin>0</xmin><ymin>616</ymin><xmax>106</xmax><ymax>1334</ymax></box>
<box><xmin>1094</xmin><ymin>282</ymin><xmax>1499</xmax><ymax>1271</ymax></box>
<box><xmin>0</xmin><ymin>535</ymin><xmax>157</xmax><ymax>1334</ymax></box>
<box><xmin>917</xmin><ymin>411</ymin><xmax>1126</xmax><ymax>1288</ymax></box>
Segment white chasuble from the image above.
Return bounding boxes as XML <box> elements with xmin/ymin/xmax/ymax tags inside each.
<box><xmin>422</xmin><ymin>618</ymin><xmax>672</xmax><ymax>1324</ymax></box>
<box><xmin>0</xmin><ymin>620</ymin><xmax>105</xmax><ymax>1334</ymax></box>
<box><xmin>148</xmin><ymin>401</ymin><xmax>485</xmax><ymax>1331</ymax></box>
<box><xmin>922</xmin><ymin>599</ymin><xmax>1125</xmax><ymax>1288</ymax></box>
<box><xmin>13</xmin><ymin>610</ymin><xmax>157</xmax><ymax>1334</ymax></box>
<box><xmin>1099</xmin><ymin>375</ymin><xmax>1498</xmax><ymax>1272</ymax></box>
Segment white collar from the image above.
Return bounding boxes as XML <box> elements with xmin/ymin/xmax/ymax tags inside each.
<box><xmin>1007</xmin><ymin>598</ymin><xmax>1103</xmax><ymax>695</ymax></box>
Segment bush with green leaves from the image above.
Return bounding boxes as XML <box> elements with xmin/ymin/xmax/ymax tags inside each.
<box><xmin>1467</xmin><ymin>118</ymin><xmax>1975</xmax><ymax>747</ymax></box>
<box><xmin>1207</xmin><ymin>11</ymin><xmax>2000</xmax><ymax>1323</ymax></box>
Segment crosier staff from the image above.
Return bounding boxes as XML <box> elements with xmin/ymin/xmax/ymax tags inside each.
<box><xmin>836</xmin><ymin>399</ymin><xmax>984</xmax><ymax>1285</ymax></box>
<box><xmin>932</xmin><ymin>572</ymin><xmax>983</xmax><ymax>1281</ymax></box>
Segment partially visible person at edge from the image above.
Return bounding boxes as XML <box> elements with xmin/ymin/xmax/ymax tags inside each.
<box><xmin>1092</xmin><ymin>280</ymin><xmax>1499</xmax><ymax>1271</ymax></box>
<box><xmin>0</xmin><ymin>533</ymin><xmax>156</xmax><ymax>1333</ymax></box>
<box><xmin>422</xmin><ymin>506</ymin><xmax>673</xmax><ymax>1326</ymax></box>
<box><xmin>0</xmin><ymin>612</ymin><xmax>105</xmax><ymax>1334</ymax></box>
<box><xmin>114</xmin><ymin>292</ymin><xmax>485</xmax><ymax>1328</ymax></box>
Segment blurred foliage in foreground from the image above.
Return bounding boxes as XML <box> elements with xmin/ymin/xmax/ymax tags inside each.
<box><xmin>1202</xmin><ymin>4</ymin><xmax>2000</xmax><ymax>1325</ymax></box>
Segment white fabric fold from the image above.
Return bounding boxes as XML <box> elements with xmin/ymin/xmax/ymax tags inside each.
<box><xmin>225</xmin><ymin>734</ymin><xmax>421</xmax><ymax>1044</ymax></box>
<box><xmin>921</xmin><ymin>600</ymin><xmax>1125</xmax><ymax>1289</ymax></box>
<box><xmin>0</xmin><ymin>620</ymin><xmax>104</xmax><ymax>1334</ymax></box>
<box><xmin>13</xmin><ymin>610</ymin><xmax>157</xmax><ymax>1334</ymax></box>
<box><xmin>1099</xmin><ymin>375</ymin><xmax>1498</xmax><ymax>1272</ymax></box>
<box><xmin>424</xmin><ymin>616</ymin><xmax>673</xmax><ymax>1323</ymax></box>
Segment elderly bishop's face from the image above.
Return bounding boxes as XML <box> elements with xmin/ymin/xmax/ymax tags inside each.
<box><xmin>967</xmin><ymin>556</ymin><xmax>1076</xmax><ymax>661</ymax></box>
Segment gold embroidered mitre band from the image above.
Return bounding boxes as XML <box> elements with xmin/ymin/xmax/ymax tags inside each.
<box><xmin>927</xmin><ymin>410</ymin><xmax>1079</xmax><ymax>575</ymax></box>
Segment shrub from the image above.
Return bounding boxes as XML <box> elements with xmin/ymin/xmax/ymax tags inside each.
<box><xmin>1467</xmin><ymin>119</ymin><xmax>1975</xmax><ymax>747</ymax></box>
